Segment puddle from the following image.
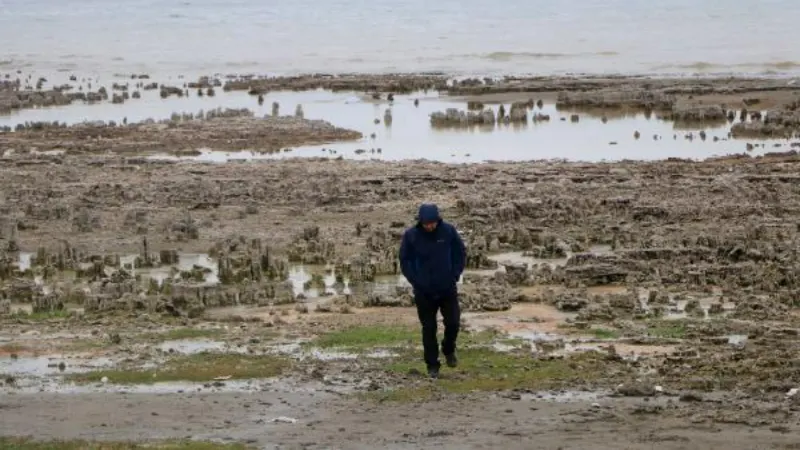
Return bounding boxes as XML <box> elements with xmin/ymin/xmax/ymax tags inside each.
<box><xmin>519</xmin><ymin>390</ymin><xmax>611</xmax><ymax>403</ymax></box>
<box><xmin>7</xmin><ymin>300</ymin><xmax>83</xmax><ymax>314</ymax></box>
<box><xmin>291</xmin><ymin>264</ymin><xmax>409</xmax><ymax>299</ymax></box>
<box><xmin>491</xmin><ymin>342</ymin><xmax>518</xmax><ymax>352</ymax></box>
<box><xmin>588</xmin><ymin>245</ymin><xmax>614</xmax><ymax>255</ymax></box>
<box><xmin>119</xmin><ymin>252</ymin><xmax>218</xmax><ymax>286</ymax></box>
<box><xmin>7</xmin><ymin>303</ymin><xmax>33</xmax><ymax>315</ymax></box>
<box><xmin>10</xmin><ymin>252</ymin><xmax>56</xmax><ymax>289</ymax></box>
<box><xmin>307</xmin><ymin>348</ymin><xmax>396</xmax><ymax>361</ymax></box>
<box><xmin>261</xmin><ymin>339</ymin><xmax>397</xmax><ymax>361</ymax></box>
<box><xmin>487</xmin><ymin>252</ymin><xmax>569</xmax><ymax>269</ymax></box>
<box><xmin>668</xmin><ymin>295</ymin><xmax>734</xmax><ymax>319</ymax></box>
<box><xmin>0</xmin><ymin>331</ymin><xmax>97</xmax><ymax>348</ymax></box>
<box><xmin>0</xmin><ymin>354</ymin><xmax>114</xmax><ymax>377</ymax></box>
<box><xmin>117</xmin><ymin>254</ymin><xmax>406</xmax><ymax>299</ymax></box>
<box><xmin>205</xmin><ymin>305</ymin><xmax>282</xmax><ymax>322</ymax></box>
<box><xmin>4</xmin><ymin>375</ymin><xmax>355</xmax><ymax>395</ymax></box>
<box><xmin>16</xmin><ymin>252</ymin><xmax>33</xmax><ymax>271</ymax></box>
<box><xmin>288</xmin><ymin>265</ymin><xmax>337</xmax><ymax>297</ymax></box>
<box><xmin>466</xmin><ymin>302</ymin><xmax>675</xmax><ymax>359</ymax></box>
<box><xmin>727</xmin><ymin>334</ymin><xmax>748</xmax><ymax>345</ymax></box>
<box><xmin>585</xmin><ymin>285</ymin><xmax>628</xmax><ymax>295</ymax></box>
<box><xmin>0</xmin><ymin>88</ymin><xmax>791</xmax><ymax>163</ymax></box>
<box><xmin>507</xmin><ymin>330</ymin><xmax>564</xmax><ymax>342</ymax></box>
<box><xmin>488</xmin><ymin>245</ymin><xmax>615</xmax><ymax>271</ymax></box>
<box><xmin>157</xmin><ymin>339</ymin><xmax>229</xmax><ymax>355</ymax></box>
<box><xmin>466</xmin><ymin>303</ymin><xmax>577</xmax><ymax>339</ymax></box>
<box><xmin>558</xmin><ymin>342</ymin><xmax>676</xmax><ymax>360</ymax></box>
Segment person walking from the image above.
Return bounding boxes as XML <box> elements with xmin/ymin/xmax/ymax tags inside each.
<box><xmin>399</xmin><ymin>203</ymin><xmax>466</xmax><ymax>378</ymax></box>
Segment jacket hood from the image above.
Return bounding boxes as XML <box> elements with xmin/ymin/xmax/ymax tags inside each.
<box><xmin>417</xmin><ymin>203</ymin><xmax>441</xmax><ymax>223</ymax></box>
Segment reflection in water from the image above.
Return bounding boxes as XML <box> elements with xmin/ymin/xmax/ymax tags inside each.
<box><xmin>486</xmin><ymin>245</ymin><xmax>614</xmax><ymax>271</ymax></box>
<box><xmin>17</xmin><ymin>252</ymin><xmax>33</xmax><ymax>271</ymax></box>
<box><xmin>119</xmin><ymin>253</ymin><xmax>218</xmax><ymax>286</ymax></box>
<box><xmin>558</xmin><ymin>342</ymin><xmax>676</xmax><ymax>360</ymax></box>
<box><xmin>0</xmin><ymin>88</ymin><xmax>790</xmax><ymax>163</ymax></box>
<box><xmin>288</xmin><ymin>265</ymin><xmax>337</xmax><ymax>297</ymax></box>
<box><xmin>727</xmin><ymin>334</ymin><xmax>748</xmax><ymax>345</ymax></box>
<box><xmin>289</xmin><ymin>264</ymin><xmax>406</xmax><ymax>298</ymax></box>
<box><xmin>0</xmin><ymin>355</ymin><xmax>114</xmax><ymax>377</ymax></box>
<box><xmin>115</xmin><ymin>253</ymin><xmax>406</xmax><ymax>298</ymax></box>
<box><xmin>157</xmin><ymin>339</ymin><xmax>232</xmax><ymax>355</ymax></box>
<box><xmin>487</xmin><ymin>252</ymin><xmax>568</xmax><ymax>269</ymax></box>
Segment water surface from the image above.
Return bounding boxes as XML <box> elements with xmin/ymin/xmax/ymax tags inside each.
<box><xmin>1</xmin><ymin>88</ymin><xmax>791</xmax><ymax>162</ymax></box>
<box><xmin>2</xmin><ymin>0</ymin><xmax>799</xmax><ymax>78</ymax></box>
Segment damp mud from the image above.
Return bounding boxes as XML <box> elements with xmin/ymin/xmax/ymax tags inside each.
<box><xmin>3</xmin><ymin>299</ymin><xmax>800</xmax><ymax>449</ymax></box>
<box><xmin>3</xmin><ymin>72</ymin><xmax>800</xmax><ymax>449</ymax></box>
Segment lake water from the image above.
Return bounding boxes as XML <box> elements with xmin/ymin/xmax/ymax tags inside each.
<box><xmin>2</xmin><ymin>0</ymin><xmax>800</xmax><ymax>78</ymax></box>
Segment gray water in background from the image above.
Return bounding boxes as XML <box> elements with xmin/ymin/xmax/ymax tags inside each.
<box><xmin>1</xmin><ymin>0</ymin><xmax>799</xmax><ymax>78</ymax></box>
<box><xmin>0</xmin><ymin>88</ymin><xmax>785</xmax><ymax>163</ymax></box>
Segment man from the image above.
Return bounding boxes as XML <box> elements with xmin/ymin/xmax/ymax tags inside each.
<box><xmin>399</xmin><ymin>203</ymin><xmax>466</xmax><ymax>378</ymax></box>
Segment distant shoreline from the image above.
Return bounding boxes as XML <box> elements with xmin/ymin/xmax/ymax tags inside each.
<box><xmin>3</xmin><ymin>65</ymin><xmax>800</xmax><ymax>85</ymax></box>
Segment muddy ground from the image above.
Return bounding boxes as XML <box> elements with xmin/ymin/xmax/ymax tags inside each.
<box><xmin>3</xmin><ymin>303</ymin><xmax>800</xmax><ymax>450</ymax></box>
<box><xmin>4</xmin><ymin>389</ymin><xmax>799</xmax><ymax>450</ymax></box>
<box><xmin>3</xmin><ymin>73</ymin><xmax>800</xmax><ymax>449</ymax></box>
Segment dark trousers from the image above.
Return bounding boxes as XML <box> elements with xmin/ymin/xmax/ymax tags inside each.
<box><xmin>414</xmin><ymin>289</ymin><xmax>461</xmax><ymax>369</ymax></box>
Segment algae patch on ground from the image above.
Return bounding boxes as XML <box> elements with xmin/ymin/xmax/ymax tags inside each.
<box><xmin>646</xmin><ymin>320</ymin><xmax>688</xmax><ymax>339</ymax></box>
<box><xmin>372</xmin><ymin>349</ymin><xmax>627</xmax><ymax>402</ymax></box>
<box><xmin>591</xmin><ymin>327</ymin><xmax>620</xmax><ymax>339</ymax></box>
<box><xmin>309</xmin><ymin>325</ymin><xmax>617</xmax><ymax>402</ymax></box>
<box><xmin>310</xmin><ymin>325</ymin><xmax>518</xmax><ymax>351</ymax></box>
<box><xmin>67</xmin><ymin>353</ymin><xmax>291</xmax><ymax>385</ymax></box>
<box><xmin>8</xmin><ymin>310</ymin><xmax>73</xmax><ymax>321</ymax></box>
<box><xmin>139</xmin><ymin>327</ymin><xmax>226</xmax><ymax>342</ymax></box>
<box><xmin>311</xmin><ymin>325</ymin><xmax>418</xmax><ymax>350</ymax></box>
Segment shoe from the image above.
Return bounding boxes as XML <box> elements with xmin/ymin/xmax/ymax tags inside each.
<box><xmin>445</xmin><ymin>353</ymin><xmax>458</xmax><ymax>368</ymax></box>
<box><xmin>427</xmin><ymin>366</ymin><xmax>440</xmax><ymax>379</ymax></box>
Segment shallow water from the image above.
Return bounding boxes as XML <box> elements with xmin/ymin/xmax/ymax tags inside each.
<box><xmin>0</xmin><ymin>354</ymin><xmax>114</xmax><ymax>376</ymax></box>
<box><xmin>288</xmin><ymin>265</ymin><xmax>339</xmax><ymax>298</ymax></box>
<box><xmin>520</xmin><ymin>390</ymin><xmax>611</xmax><ymax>403</ymax></box>
<box><xmin>157</xmin><ymin>339</ymin><xmax>229</xmax><ymax>355</ymax></box>
<box><xmin>727</xmin><ymin>334</ymin><xmax>749</xmax><ymax>345</ymax></box>
<box><xmin>116</xmin><ymin>252</ymin><xmax>405</xmax><ymax>297</ymax></box>
<box><xmin>2</xmin><ymin>0</ymin><xmax>800</xmax><ymax>78</ymax></box>
<box><xmin>466</xmin><ymin>303</ymin><xmax>577</xmax><ymax>340</ymax></box>
<box><xmin>119</xmin><ymin>252</ymin><xmax>219</xmax><ymax>286</ymax></box>
<box><xmin>4</xmin><ymin>375</ymin><xmax>355</xmax><ymax>395</ymax></box>
<box><xmin>307</xmin><ymin>348</ymin><xmax>397</xmax><ymax>361</ymax></box>
<box><xmin>16</xmin><ymin>252</ymin><xmax>33</xmax><ymax>271</ymax></box>
<box><xmin>0</xmin><ymin>88</ymin><xmax>793</xmax><ymax>163</ymax></box>
<box><xmin>559</xmin><ymin>342</ymin><xmax>676</xmax><ymax>359</ymax></box>
<box><xmin>487</xmin><ymin>245</ymin><xmax>614</xmax><ymax>270</ymax></box>
<box><xmin>487</xmin><ymin>252</ymin><xmax>569</xmax><ymax>269</ymax></box>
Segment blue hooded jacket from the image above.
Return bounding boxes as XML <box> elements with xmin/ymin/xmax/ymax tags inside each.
<box><xmin>399</xmin><ymin>203</ymin><xmax>466</xmax><ymax>296</ymax></box>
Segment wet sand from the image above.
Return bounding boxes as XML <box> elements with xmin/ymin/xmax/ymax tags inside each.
<box><xmin>3</xmin><ymin>390</ymin><xmax>798</xmax><ymax>450</ymax></box>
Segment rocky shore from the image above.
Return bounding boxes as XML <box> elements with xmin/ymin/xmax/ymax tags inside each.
<box><xmin>2</xmin><ymin>150</ymin><xmax>800</xmax><ymax>320</ymax></box>
<box><xmin>4</xmin><ymin>72</ymin><xmax>800</xmax><ymax>139</ymax></box>
<box><xmin>3</xmin><ymin>71</ymin><xmax>800</xmax><ymax>449</ymax></box>
<box><xmin>0</xmin><ymin>108</ymin><xmax>362</xmax><ymax>155</ymax></box>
